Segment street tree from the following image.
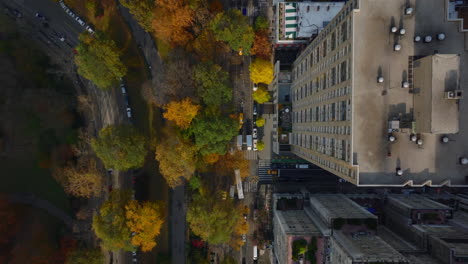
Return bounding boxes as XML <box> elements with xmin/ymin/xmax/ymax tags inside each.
<box><xmin>251</xmin><ymin>29</ymin><xmax>272</xmax><ymax>60</ymax></box>
<box><xmin>193</xmin><ymin>62</ymin><xmax>232</xmax><ymax>106</ymax></box>
<box><xmin>163</xmin><ymin>98</ymin><xmax>200</xmax><ymax>129</ymax></box>
<box><xmin>254</xmin><ymin>16</ymin><xmax>269</xmax><ymax>31</ymax></box>
<box><xmin>120</xmin><ymin>0</ymin><xmax>155</xmax><ymax>32</ymax></box>
<box><xmin>65</xmin><ymin>247</ymin><xmax>104</xmax><ymax>264</ymax></box>
<box><xmin>256</xmin><ymin>117</ymin><xmax>265</xmax><ymax>127</ymax></box>
<box><xmin>189</xmin><ymin>113</ymin><xmax>239</xmax><ymax>155</ymax></box>
<box><xmin>214</xmin><ymin>151</ymin><xmax>250</xmax><ymax>179</ymax></box>
<box><xmin>91</xmin><ymin>125</ymin><xmax>147</xmax><ymax>171</ymax></box>
<box><xmin>187</xmin><ymin>190</ymin><xmax>240</xmax><ymax>244</ymax></box>
<box><xmin>249</xmin><ymin>58</ymin><xmax>273</xmax><ymax>84</ymax></box>
<box><xmin>92</xmin><ymin>190</ymin><xmax>134</xmax><ymax>251</ymax></box>
<box><xmin>155</xmin><ymin>129</ymin><xmax>198</xmax><ymax>188</ymax></box>
<box><xmin>210</xmin><ymin>9</ymin><xmax>255</xmax><ymax>55</ymax></box>
<box><xmin>75</xmin><ymin>34</ymin><xmax>127</xmax><ymax>89</ymax></box>
<box><xmin>257</xmin><ymin>140</ymin><xmax>265</xmax><ymax>151</ymax></box>
<box><xmin>125</xmin><ymin>200</ymin><xmax>164</xmax><ymax>252</ymax></box>
<box><xmin>252</xmin><ymin>86</ymin><xmax>271</xmax><ymax>104</ymax></box>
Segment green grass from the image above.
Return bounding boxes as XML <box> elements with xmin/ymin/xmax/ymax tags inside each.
<box><xmin>0</xmin><ymin>159</ymin><xmax>71</xmax><ymax>213</ymax></box>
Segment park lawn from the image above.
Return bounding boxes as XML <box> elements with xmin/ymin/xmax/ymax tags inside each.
<box><xmin>0</xmin><ymin>159</ymin><xmax>71</xmax><ymax>213</ymax></box>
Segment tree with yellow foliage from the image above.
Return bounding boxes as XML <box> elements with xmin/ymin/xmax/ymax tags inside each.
<box><xmin>163</xmin><ymin>98</ymin><xmax>200</xmax><ymax>129</ymax></box>
<box><xmin>249</xmin><ymin>58</ymin><xmax>273</xmax><ymax>84</ymax></box>
<box><xmin>125</xmin><ymin>200</ymin><xmax>164</xmax><ymax>252</ymax></box>
<box><xmin>214</xmin><ymin>151</ymin><xmax>250</xmax><ymax>179</ymax></box>
<box><xmin>152</xmin><ymin>0</ymin><xmax>194</xmax><ymax>46</ymax></box>
<box><xmin>252</xmin><ymin>86</ymin><xmax>271</xmax><ymax>104</ymax></box>
<box><xmin>155</xmin><ymin>128</ymin><xmax>198</xmax><ymax>188</ymax></box>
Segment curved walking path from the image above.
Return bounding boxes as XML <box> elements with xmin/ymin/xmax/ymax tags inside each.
<box><xmin>7</xmin><ymin>193</ymin><xmax>75</xmax><ymax>229</ymax></box>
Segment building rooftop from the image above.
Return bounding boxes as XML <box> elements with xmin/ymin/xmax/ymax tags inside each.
<box><xmin>309</xmin><ymin>194</ymin><xmax>376</xmax><ymax>225</ymax></box>
<box><xmin>387</xmin><ymin>194</ymin><xmax>452</xmax><ymax>210</ymax></box>
<box><xmin>276</xmin><ymin>1</ymin><xmax>344</xmax><ymax>43</ymax></box>
<box><xmin>351</xmin><ymin>0</ymin><xmax>468</xmax><ymax>186</ymax></box>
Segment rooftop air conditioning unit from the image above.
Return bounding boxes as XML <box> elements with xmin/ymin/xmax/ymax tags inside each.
<box><xmin>445</xmin><ymin>90</ymin><xmax>463</xmax><ymax>100</ymax></box>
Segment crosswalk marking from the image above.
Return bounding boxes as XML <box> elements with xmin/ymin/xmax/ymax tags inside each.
<box><xmin>258</xmin><ymin>160</ymin><xmax>272</xmax><ymax>183</ymax></box>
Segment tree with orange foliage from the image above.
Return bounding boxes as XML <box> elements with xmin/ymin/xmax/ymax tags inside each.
<box><xmin>163</xmin><ymin>98</ymin><xmax>200</xmax><ymax>129</ymax></box>
<box><xmin>125</xmin><ymin>200</ymin><xmax>164</xmax><ymax>252</ymax></box>
<box><xmin>152</xmin><ymin>0</ymin><xmax>194</xmax><ymax>46</ymax></box>
<box><xmin>251</xmin><ymin>30</ymin><xmax>272</xmax><ymax>60</ymax></box>
<box><xmin>214</xmin><ymin>151</ymin><xmax>250</xmax><ymax>179</ymax></box>
<box><xmin>203</xmin><ymin>153</ymin><xmax>220</xmax><ymax>164</ymax></box>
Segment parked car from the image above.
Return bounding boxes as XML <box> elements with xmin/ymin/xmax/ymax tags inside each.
<box><xmin>253</xmin><ymin>104</ymin><xmax>258</xmax><ymax>115</ymax></box>
<box><xmin>77</xmin><ymin>18</ymin><xmax>85</xmax><ymax>26</ymax></box>
<box><xmin>121</xmin><ymin>85</ymin><xmax>127</xmax><ymax>94</ymax></box>
<box><xmin>253</xmin><ymin>128</ymin><xmax>257</xmax><ymax>139</ymax></box>
<box><xmin>59</xmin><ymin>36</ymin><xmax>65</xmax><ymax>42</ymax></box>
<box><xmin>86</xmin><ymin>25</ymin><xmax>95</xmax><ymax>34</ymax></box>
<box><xmin>124</xmin><ymin>96</ymin><xmax>130</xmax><ymax>106</ymax></box>
<box><xmin>126</xmin><ymin>107</ymin><xmax>132</xmax><ymax>118</ymax></box>
<box><xmin>253</xmin><ymin>83</ymin><xmax>258</xmax><ymax>91</ymax></box>
<box><xmin>241</xmin><ymin>234</ymin><xmax>246</xmax><ymax>242</ymax></box>
<box><xmin>35</xmin><ymin>12</ymin><xmax>47</xmax><ymax>21</ymax></box>
<box><xmin>253</xmin><ymin>139</ymin><xmax>258</xmax><ymax>151</ymax></box>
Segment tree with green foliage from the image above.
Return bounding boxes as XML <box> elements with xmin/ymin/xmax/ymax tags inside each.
<box><xmin>210</xmin><ymin>9</ymin><xmax>254</xmax><ymax>55</ymax></box>
<box><xmin>292</xmin><ymin>239</ymin><xmax>307</xmax><ymax>261</ymax></box>
<box><xmin>220</xmin><ymin>255</ymin><xmax>237</xmax><ymax>264</ymax></box>
<box><xmin>66</xmin><ymin>247</ymin><xmax>104</xmax><ymax>264</ymax></box>
<box><xmin>91</xmin><ymin>125</ymin><xmax>147</xmax><ymax>171</ymax></box>
<box><xmin>189</xmin><ymin>113</ymin><xmax>238</xmax><ymax>155</ymax></box>
<box><xmin>187</xmin><ymin>190</ymin><xmax>240</xmax><ymax>244</ymax></box>
<box><xmin>75</xmin><ymin>34</ymin><xmax>127</xmax><ymax>89</ymax></box>
<box><xmin>252</xmin><ymin>86</ymin><xmax>271</xmax><ymax>104</ymax></box>
<box><xmin>193</xmin><ymin>62</ymin><xmax>232</xmax><ymax>106</ymax></box>
<box><xmin>120</xmin><ymin>0</ymin><xmax>155</xmax><ymax>32</ymax></box>
<box><xmin>188</xmin><ymin>175</ymin><xmax>202</xmax><ymax>190</ymax></box>
<box><xmin>256</xmin><ymin>117</ymin><xmax>265</xmax><ymax>127</ymax></box>
<box><xmin>254</xmin><ymin>16</ymin><xmax>269</xmax><ymax>31</ymax></box>
<box><xmin>92</xmin><ymin>190</ymin><xmax>134</xmax><ymax>251</ymax></box>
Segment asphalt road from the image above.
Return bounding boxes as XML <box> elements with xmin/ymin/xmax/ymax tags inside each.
<box><xmin>118</xmin><ymin>4</ymin><xmax>187</xmax><ymax>264</ymax></box>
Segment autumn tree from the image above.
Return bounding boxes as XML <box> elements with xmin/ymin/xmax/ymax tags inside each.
<box><xmin>91</xmin><ymin>125</ymin><xmax>147</xmax><ymax>171</ymax></box>
<box><xmin>187</xmin><ymin>190</ymin><xmax>239</xmax><ymax>244</ymax></box>
<box><xmin>256</xmin><ymin>117</ymin><xmax>265</xmax><ymax>127</ymax></box>
<box><xmin>214</xmin><ymin>151</ymin><xmax>250</xmax><ymax>179</ymax></box>
<box><xmin>65</xmin><ymin>247</ymin><xmax>103</xmax><ymax>264</ymax></box>
<box><xmin>152</xmin><ymin>0</ymin><xmax>194</xmax><ymax>46</ymax></box>
<box><xmin>252</xmin><ymin>86</ymin><xmax>271</xmax><ymax>104</ymax></box>
<box><xmin>251</xmin><ymin>29</ymin><xmax>272</xmax><ymax>60</ymax></box>
<box><xmin>125</xmin><ymin>200</ymin><xmax>164</xmax><ymax>252</ymax></box>
<box><xmin>155</xmin><ymin>129</ymin><xmax>197</xmax><ymax>188</ymax></box>
<box><xmin>163</xmin><ymin>98</ymin><xmax>200</xmax><ymax>129</ymax></box>
<box><xmin>257</xmin><ymin>140</ymin><xmax>265</xmax><ymax>151</ymax></box>
<box><xmin>229</xmin><ymin>214</ymin><xmax>249</xmax><ymax>249</ymax></box>
<box><xmin>210</xmin><ymin>9</ymin><xmax>255</xmax><ymax>55</ymax></box>
<box><xmin>193</xmin><ymin>61</ymin><xmax>232</xmax><ymax>106</ymax></box>
<box><xmin>191</xmin><ymin>29</ymin><xmax>230</xmax><ymax>61</ymax></box>
<box><xmin>75</xmin><ymin>34</ymin><xmax>127</xmax><ymax>89</ymax></box>
<box><xmin>250</xmin><ymin>58</ymin><xmax>273</xmax><ymax>84</ymax></box>
<box><xmin>189</xmin><ymin>112</ymin><xmax>238</xmax><ymax>155</ymax></box>
<box><xmin>93</xmin><ymin>190</ymin><xmax>134</xmax><ymax>251</ymax></box>
<box><xmin>53</xmin><ymin>157</ymin><xmax>103</xmax><ymax>198</ymax></box>
<box><xmin>120</xmin><ymin>0</ymin><xmax>155</xmax><ymax>32</ymax></box>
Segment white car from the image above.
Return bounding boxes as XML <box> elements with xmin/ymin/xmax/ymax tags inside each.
<box><xmin>253</xmin><ymin>83</ymin><xmax>258</xmax><ymax>91</ymax></box>
<box><xmin>253</xmin><ymin>128</ymin><xmax>257</xmax><ymax>139</ymax></box>
<box><xmin>86</xmin><ymin>25</ymin><xmax>95</xmax><ymax>34</ymax></box>
<box><xmin>126</xmin><ymin>107</ymin><xmax>132</xmax><ymax>118</ymax></box>
<box><xmin>253</xmin><ymin>139</ymin><xmax>258</xmax><ymax>151</ymax></box>
<box><xmin>121</xmin><ymin>85</ymin><xmax>127</xmax><ymax>94</ymax></box>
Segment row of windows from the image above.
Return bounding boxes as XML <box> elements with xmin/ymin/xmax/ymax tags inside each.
<box><xmin>292</xmin><ymin>145</ymin><xmax>356</xmax><ymax>179</ymax></box>
<box><xmin>293</xmin><ymin>133</ymin><xmax>350</xmax><ymax>162</ymax></box>
<box><xmin>293</xmin><ymin>60</ymin><xmax>350</xmax><ymax>102</ymax></box>
<box><xmin>293</xmin><ymin>100</ymin><xmax>351</xmax><ymax>123</ymax></box>
<box><xmin>293</xmin><ymin>125</ymin><xmax>351</xmax><ymax>136</ymax></box>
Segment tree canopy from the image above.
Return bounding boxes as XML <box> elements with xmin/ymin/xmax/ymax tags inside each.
<box><xmin>163</xmin><ymin>98</ymin><xmax>200</xmax><ymax>129</ymax></box>
<box><xmin>65</xmin><ymin>248</ymin><xmax>104</xmax><ymax>264</ymax></box>
<box><xmin>155</xmin><ymin>129</ymin><xmax>198</xmax><ymax>188</ymax></box>
<box><xmin>189</xmin><ymin>113</ymin><xmax>239</xmax><ymax>155</ymax></box>
<box><xmin>152</xmin><ymin>0</ymin><xmax>194</xmax><ymax>46</ymax></box>
<box><xmin>210</xmin><ymin>9</ymin><xmax>254</xmax><ymax>55</ymax></box>
<box><xmin>92</xmin><ymin>190</ymin><xmax>134</xmax><ymax>251</ymax></box>
<box><xmin>254</xmin><ymin>16</ymin><xmax>269</xmax><ymax>31</ymax></box>
<box><xmin>75</xmin><ymin>34</ymin><xmax>127</xmax><ymax>89</ymax></box>
<box><xmin>193</xmin><ymin>62</ymin><xmax>232</xmax><ymax>106</ymax></box>
<box><xmin>125</xmin><ymin>200</ymin><xmax>164</xmax><ymax>252</ymax></box>
<box><xmin>250</xmin><ymin>58</ymin><xmax>273</xmax><ymax>84</ymax></box>
<box><xmin>120</xmin><ymin>0</ymin><xmax>155</xmax><ymax>32</ymax></box>
<box><xmin>53</xmin><ymin>158</ymin><xmax>103</xmax><ymax>198</ymax></box>
<box><xmin>252</xmin><ymin>86</ymin><xmax>271</xmax><ymax>104</ymax></box>
<box><xmin>257</xmin><ymin>140</ymin><xmax>265</xmax><ymax>151</ymax></box>
<box><xmin>256</xmin><ymin>117</ymin><xmax>265</xmax><ymax>127</ymax></box>
<box><xmin>187</xmin><ymin>190</ymin><xmax>239</xmax><ymax>244</ymax></box>
<box><xmin>251</xmin><ymin>29</ymin><xmax>272</xmax><ymax>60</ymax></box>
<box><xmin>91</xmin><ymin>125</ymin><xmax>147</xmax><ymax>171</ymax></box>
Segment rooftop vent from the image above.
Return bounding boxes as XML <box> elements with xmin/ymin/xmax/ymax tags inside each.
<box><xmin>396</xmin><ymin>168</ymin><xmax>403</xmax><ymax>176</ymax></box>
<box><xmin>445</xmin><ymin>90</ymin><xmax>463</xmax><ymax>100</ymax></box>
<box><xmin>410</xmin><ymin>134</ymin><xmax>417</xmax><ymax>142</ymax></box>
<box><xmin>377</xmin><ymin>76</ymin><xmax>384</xmax><ymax>83</ymax></box>
<box><xmin>441</xmin><ymin>136</ymin><xmax>449</xmax><ymax>143</ymax></box>
<box><xmin>394</xmin><ymin>44</ymin><xmax>401</xmax><ymax>51</ymax></box>
<box><xmin>389</xmin><ymin>135</ymin><xmax>396</xmax><ymax>142</ymax></box>
<box><xmin>399</xmin><ymin>28</ymin><xmax>406</xmax><ymax>35</ymax></box>
<box><xmin>402</xmin><ymin>81</ymin><xmax>410</xmax><ymax>88</ymax></box>
<box><xmin>391</xmin><ymin>26</ymin><xmax>398</xmax><ymax>33</ymax></box>
<box><xmin>437</xmin><ymin>33</ymin><xmax>446</xmax><ymax>40</ymax></box>
<box><xmin>414</xmin><ymin>36</ymin><xmax>421</xmax><ymax>42</ymax></box>
<box><xmin>424</xmin><ymin>36</ymin><xmax>432</xmax><ymax>43</ymax></box>
<box><xmin>460</xmin><ymin>157</ymin><xmax>468</xmax><ymax>165</ymax></box>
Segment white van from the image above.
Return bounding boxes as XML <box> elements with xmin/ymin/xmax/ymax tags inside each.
<box><xmin>253</xmin><ymin>245</ymin><xmax>258</xmax><ymax>260</ymax></box>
